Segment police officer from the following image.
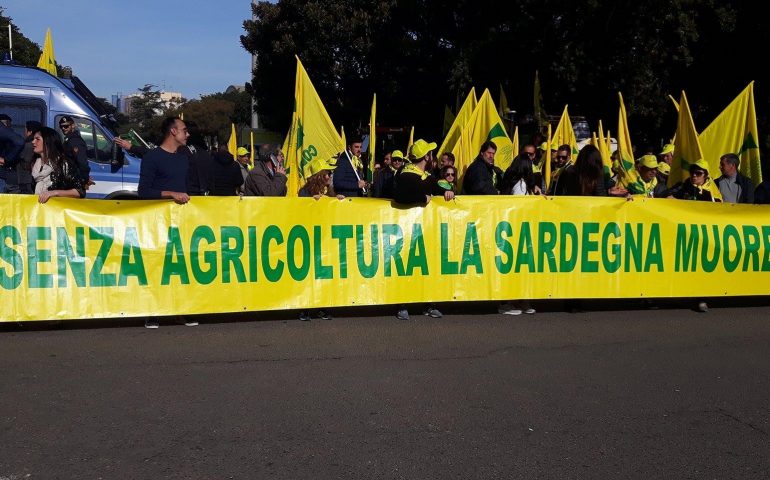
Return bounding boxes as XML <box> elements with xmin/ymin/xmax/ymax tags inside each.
<box><xmin>58</xmin><ymin>116</ymin><xmax>91</xmax><ymax>186</ymax></box>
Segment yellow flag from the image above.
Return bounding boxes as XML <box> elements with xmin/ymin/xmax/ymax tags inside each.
<box><xmin>498</xmin><ymin>84</ymin><xmax>509</xmax><ymax>120</ymax></box>
<box><xmin>437</xmin><ymin>88</ymin><xmax>477</xmax><ymax>159</ymax></box>
<box><xmin>179</xmin><ymin>112</ymin><xmax>185</xmax><ymax>121</ymax></box>
<box><xmin>452</xmin><ymin>88</ymin><xmax>514</xmax><ymax>183</ymax></box>
<box><xmin>617</xmin><ymin>92</ymin><xmax>634</xmax><ymax>172</ymax></box>
<box><xmin>368</xmin><ymin>94</ymin><xmax>376</xmax><ymax>183</ymax></box>
<box><xmin>544</xmin><ymin>123</ymin><xmax>553</xmax><ymax>190</ymax></box>
<box><xmin>672</xmin><ymin>91</ymin><xmax>706</xmax><ymax>185</ymax></box>
<box><xmin>283</xmin><ymin>56</ymin><xmax>344</xmax><ymax>197</ymax></box>
<box><xmin>340</xmin><ymin>125</ymin><xmax>346</xmax><ymax>149</ymax></box>
<box><xmin>698</xmin><ymin>82</ymin><xmax>762</xmax><ymax>185</ymax></box>
<box><xmin>553</xmin><ymin>105</ymin><xmax>578</xmax><ymax>159</ymax></box>
<box><xmin>36</xmin><ymin>28</ymin><xmax>57</xmax><ymax>76</ymax></box>
<box><xmin>668</xmin><ymin>95</ymin><xmax>680</xmax><ymax>112</ymax></box>
<box><xmin>512</xmin><ymin>126</ymin><xmax>519</xmax><ymax>160</ymax></box>
<box><xmin>442</xmin><ymin>105</ymin><xmax>456</xmax><ymax>137</ymax></box>
<box><xmin>227</xmin><ymin>123</ymin><xmax>238</xmax><ymax>159</ymax></box>
<box><xmin>597</xmin><ymin>120</ymin><xmax>612</xmax><ymax>177</ymax></box>
<box><xmin>407</xmin><ymin>126</ymin><xmax>414</xmax><ymax>153</ymax></box>
<box><xmin>249</xmin><ymin>131</ymin><xmax>255</xmax><ymax>169</ymax></box>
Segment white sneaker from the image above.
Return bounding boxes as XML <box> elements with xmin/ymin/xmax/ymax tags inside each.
<box><xmin>145</xmin><ymin>318</ymin><xmax>159</xmax><ymax>329</ymax></box>
<box><xmin>498</xmin><ymin>303</ymin><xmax>522</xmax><ymax>315</ymax></box>
<box><xmin>521</xmin><ymin>301</ymin><xmax>536</xmax><ymax>314</ymax></box>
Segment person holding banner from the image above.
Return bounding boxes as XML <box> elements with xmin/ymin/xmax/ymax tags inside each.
<box><xmin>30</xmin><ymin>126</ymin><xmax>86</xmax><ymax>203</ymax></box>
<box><xmin>392</xmin><ymin>138</ymin><xmax>452</xmax><ymax>320</ymax></box>
<box><xmin>138</xmin><ymin>117</ymin><xmax>191</xmax><ymax>205</ymax></box>
<box><xmin>333</xmin><ymin>137</ymin><xmax>367</xmax><ymax>197</ymax></box>
<box><xmin>298</xmin><ymin>157</ymin><xmax>345</xmax><ymax>200</ymax></box>
<box><xmin>669</xmin><ymin>160</ymin><xmax>721</xmax><ymax>202</ymax></box>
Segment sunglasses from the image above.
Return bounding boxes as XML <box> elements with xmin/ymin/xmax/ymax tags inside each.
<box><xmin>60</xmin><ymin>123</ymin><xmax>74</xmax><ymax>129</ymax></box>
<box><xmin>556</xmin><ymin>155</ymin><xmax>569</xmax><ymax>160</ymax></box>
<box><xmin>525</xmin><ymin>152</ymin><xmax>536</xmax><ymax>157</ymax></box>
<box><xmin>444</xmin><ymin>172</ymin><xmax>456</xmax><ymax>178</ymax></box>
<box><xmin>691</xmin><ymin>171</ymin><xmax>706</xmax><ymax>177</ymax></box>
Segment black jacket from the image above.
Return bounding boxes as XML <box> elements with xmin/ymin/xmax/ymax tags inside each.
<box><xmin>208</xmin><ymin>151</ymin><xmax>244</xmax><ymax>196</ymax></box>
<box><xmin>461</xmin><ymin>157</ymin><xmax>502</xmax><ymax>195</ymax></box>
<box><xmin>63</xmin><ymin>131</ymin><xmax>90</xmax><ymax>182</ymax></box>
<box><xmin>754</xmin><ymin>181</ymin><xmax>770</xmax><ymax>204</ymax></box>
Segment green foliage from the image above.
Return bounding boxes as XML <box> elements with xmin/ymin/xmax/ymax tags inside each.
<box><xmin>241</xmin><ymin>0</ymin><xmax>767</xmax><ymax>160</ymax></box>
<box><xmin>129</xmin><ymin>84</ymin><xmax>165</xmax><ymax>138</ymax></box>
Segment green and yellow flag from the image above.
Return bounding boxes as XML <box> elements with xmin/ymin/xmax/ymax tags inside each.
<box><xmin>36</xmin><ymin>28</ymin><xmax>57</xmax><ymax>76</ymax></box>
<box><xmin>283</xmin><ymin>56</ymin><xmax>344</xmax><ymax>197</ymax></box>
<box><xmin>698</xmin><ymin>82</ymin><xmax>762</xmax><ymax>185</ymax></box>
<box><xmin>452</xmin><ymin>88</ymin><xmax>514</xmax><ymax>182</ymax></box>
<box><xmin>368</xmin><ymin>94</ymin><xmax>376</xmax><ymax>183</ymax></box>
<box><xmin>671</xmin><ymin>91</ymin><xmax>705</xmax><ymax>185</ymax></box>
<box><xmin>438</xmin><ymin>88</ymin><xmax>477</xmax><ymax>160</ymax></box>
<box><xmin>553</xmin><ymin>105</ymin><xmax>578</xmax><ymax>159</ymax></box>
<box><xmin>227</xmin><ymin>123</ymin><xmax>238</xmax><ymax>159</ymax></box>
<box><xmin>617</xmin><ymin>92</ymin><xmax>634</xmax><ymax>172</ymax></box>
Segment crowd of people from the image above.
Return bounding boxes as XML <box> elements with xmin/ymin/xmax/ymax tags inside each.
<box><xmin>3</xmin><ymin>115</ymin><xmax>769</xmax><ymax>325</ymax></box>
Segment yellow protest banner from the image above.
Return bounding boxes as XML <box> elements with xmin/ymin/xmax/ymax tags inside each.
<box><xmin>2</xmin><ymin>196</ymin><xmax>769</xmax><ymax>322</ymax></box>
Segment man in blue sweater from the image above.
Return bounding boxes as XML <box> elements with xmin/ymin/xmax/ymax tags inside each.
<box><xmin>138</xmin><ymin>117</ymin><xmax>190</xmax><ymax>204</ymax></box>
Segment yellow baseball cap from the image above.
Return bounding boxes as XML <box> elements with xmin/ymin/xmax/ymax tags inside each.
<box><xmin>236</xmin><ymin>147</ymin><xmax>250</xmax><ymax>156</ymax></box>
<box><xmin>657</xmin><ymin>162</ymin><xmax>671</xmax><ymax>175</ymax></box>
<box><xmin>638</xmin><ymin>154</ymin><xmax>658</xmax><ymax>169</ymax></box>
<box><xmin>660</xmin><ymin>144</ymin><xmax>674</xmax><ymax>155</ymax></box>
<box><xmin>689</xmin><ymin>159</ymin><xmax>710</xmax><ymax>174</ymax></box>
<box><xmin>391</xmin><ymin>149</ymin><xmax>405</xmax><ymax>160</ymax></box>
<box><xmin>409</xmin><ymin>139</ymin><xmax>437</xmax><ymax>160</ymax></box>
<box><xmin>307</xmin><ymin>157</ymin><xmax>338</xmax><ymax>176</ymax></box>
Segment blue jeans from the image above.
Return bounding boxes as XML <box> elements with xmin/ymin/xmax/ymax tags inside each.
<box><xmin>0</xmin><ymin>177</ymin><xmax>7</xmax><ymax>193</ymax></box>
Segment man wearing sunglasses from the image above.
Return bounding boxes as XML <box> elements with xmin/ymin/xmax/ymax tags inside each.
<box><xmin>372</xmin><ymin>149</ymin><xmax>404</xmax><ymax>198</ymax></box>
<box><xmin>59</xmin><ymin>116</ymin><xmax>91</xmax><ymax>186</ymax></box>
<box><xmin>547</xmin><ymin>144</ymin><xmax>573</xmax><ymax>195</ymax></box>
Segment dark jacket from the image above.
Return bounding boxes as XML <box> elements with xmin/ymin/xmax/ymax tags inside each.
<box><xmin>184</xmin><ymin>146</ymin><xmax>212</xmax><ymax>196</ymax></box>
<box><xmin>208</xmin><ymin>151</ymin><xmax>244</xmax><ymax>196</ymax></box>
<box><xmin>0</xmin><ymin>124</ymin><xmax>25</xmax><ymax>180</ymax></box>
<box><xmin>243</xmin><ymin>161</ymin><xmax>287</xmax><ymax>196</ymax></box>
<box><xmin>715</xmin><ymin>172</ymin><xmax>754</xmax><ymax>204</ymax></box>
<box><xmin>461</xmin><ymin>157</ymin><xmax>502</xmax><ymax>195</ymax></box>
<box><xmin>393</xmin><ymin>165</ymin><xmax>448</xmax><ymax>204</ymax></box>
<box><xmin>670</xmin><ymin>179</ymin><xmax>719</xmax><ymax>202</ymax></box>
<box><xmin>332</xmin><ymin>150</ymin><xmax>364</xmax><ymax>196</ymax></box>
<box><xmin>63</xmin><ymin>130</ymin><xmax>90</xmax><ymax>182</ymax></box>
<box><xmin>373</xmin><ymin>167</ymin><xmax>396</xmax><ymax>198</ymax></box>
<box><xmin>755</xmin><ymin>181</ymin><xmax>770</xmax><ymax>205</ymax></box>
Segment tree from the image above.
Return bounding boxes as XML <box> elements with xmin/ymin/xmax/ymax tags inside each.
<box><xmin>129</xmin><ymin>84</ymin><xmax>164</xmax><ymax>137</ymax></box>
<box><xmin>241</xmin><ymin>0</ymin><xmax>768</xmax><ymax>167</ymax></box>
<box><xmin>0</xmin><ymin>7</ymin><xmax>44</xmax><ymax>67</ymax></box>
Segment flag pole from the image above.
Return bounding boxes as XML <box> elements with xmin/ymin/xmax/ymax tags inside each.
<box><xmin>7</xmin><ymin>24</ymin><xmax>12</xmax><ymax>60</ymax></box>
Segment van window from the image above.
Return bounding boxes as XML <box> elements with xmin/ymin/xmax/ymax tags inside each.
<box><xmin>0</xmin><ymin>97</ymin><xmax>45</xmax><ymax>137</ymax></box>
<box><xmin>56</xmin><ymin>115</ymin><xmax>112</xmax><ymax>163</ymax></box>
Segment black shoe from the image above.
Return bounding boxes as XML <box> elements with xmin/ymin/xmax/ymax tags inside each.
<box><xmin>299</xmin><ymin>311</ymin><xmax>311</xmax><ymax>322</ymax></box>
<box><xmin>317</xmin><ymin>310</ymin><xmax>332</xmax><ymax>320</ymax></box>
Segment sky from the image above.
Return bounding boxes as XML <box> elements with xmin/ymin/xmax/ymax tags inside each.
<box><xmin>4</xmin><ymin>0</ymin><xmax>255</xmax><ymax>100</ymax></box>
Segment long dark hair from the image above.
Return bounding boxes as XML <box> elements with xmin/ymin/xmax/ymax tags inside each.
<box><xmin>37</xmin><ymin>127</ymin><xmax>66</xmax><ymax>167</ymax></box>
<box><xmin>507</xmin><ymin>153</ymin><xmax>536</xmax><ymax>193</ymax></box>
<box><xmin>575</xmin><ymin>145</ymin><xmax>603</xmax><ymax>195</ymax></box>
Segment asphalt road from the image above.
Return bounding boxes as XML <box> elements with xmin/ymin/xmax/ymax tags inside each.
<box><xmin>1</xmin><ymin>299</ymin><xmax>769</xmax><ymax>479</ymax></box>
